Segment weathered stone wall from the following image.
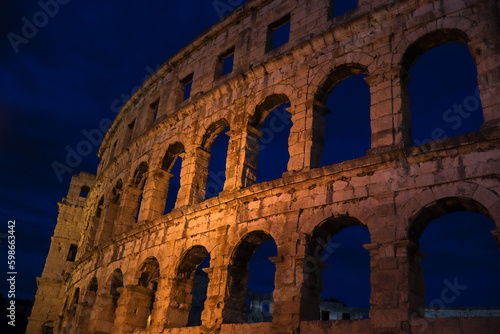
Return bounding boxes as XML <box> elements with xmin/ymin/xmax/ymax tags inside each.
<box><xmin>28</xmin><ymin>0</ymin><xmax>500</xmax><ymax>333</ymax></box>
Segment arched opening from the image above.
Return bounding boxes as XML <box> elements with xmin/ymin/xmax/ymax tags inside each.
<box><xmin>130</xmin><ymin>162</ymin><xmax>148</xmax><ymax>224</ymax></box>
<box><xmin>409</xmin><ymin>43</ymin><xmax>483</xmax><ymax>145</ymax></box>
<box><xmin>400</xmin><ymin>29</ymin><xmax>483</xmax><ymax>146</ymax></box>
<box><xmin>132</xmin><ymin>257</ymin><xmax>160</xmax><ymax>330</ymax></box>
<box><xmin>201</xmin><ymin>120</ymin><xmax>230</xmax><ymax>200</ymax></box>
<box><xmin>162</xmin><ymin>142</ymin><xmax>184</xmax><ymax>214</ymax></box>
<box><xmin>301</xmin><ymin>216</ymin><xmax>371</xmax><ymax>321</ymax></box>
<box><xmin>223</xmin><ymin>231</ymin><xmax>277</xmax><ymax>324</ymax></box>
<box><xmin>165</xmin><ymin>246</ymin><xmax>210</xmax><ymax>328</ymax></box>
<box><xmin>408</xmin><ymin>197</ymin><xmax>500</xmax><ymax>318</ymax></box>
<box><xmin>248</xmin><ymin>94</ymin><xmax>292</xmax><ymax>184</ymax></box>
<box><xmin>135</xmin><ymin>177</ymin><xmax>147</xmax><ymax>223</ymax></box>
<box><xmin>188</xmin><ymin>253</ymin><xmax>211</xmax><ymax>327</ymax></box>
<box><xmin>315</xmin><ymin>64</ymin><xmax>370</xmax><ymax>167</ymax></box>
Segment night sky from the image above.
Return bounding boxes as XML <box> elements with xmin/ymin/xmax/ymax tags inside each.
<box><xmin>1</xmin><ymin>0</ymin><xmax>499</xmax><ymax>320</ymax></box>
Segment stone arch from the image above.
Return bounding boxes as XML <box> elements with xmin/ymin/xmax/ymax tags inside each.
<box><xmin>131</xmin><ymin>161</ymin><xmax>149</xmax><ymax>189</ymax></box>
<box><xmin>165</xmin><ymin>245</ymin><xmax>210</xmax><ymax>328</ymax></box>
<box><xmin>192</xmin><ymin>118</ymin><xmax>231</xmax><ymax>201</ymax></box>
<box><xmin>403</xmin><ymin>186</ymin><xmax>500</xmax><ymax>315</ymax></box>
<box><xmin>408</xmin><ymin>196</ymin><xmax>492</xmax><ymax>242</ymax></box>
<box><xmin>115</xmin><ymin>257</ymin><xmax>161</xmax><ymax>331</ymax></box>
<box><xmin>223</xmin><ymin>230</ymin><xmax>276</xmax><ymax>324</ymax></box>
<box><xmin>250</xmin><ymin>93</ymin><xmax>291</xmax><ymax>129</ymax></box>
<box><xmin>200</xmin><ymin>118</ymin><xmax>230</xmax><ymax>151</ymax></box>
<box><xmin>86</xmin><ymin>268</ymin><xmax>123</xmax><ymax>333</ymax></box>
<box><xmin>300</xmin><ymin>214</ymin><xmax>370</xmax><ymax>321</ymax></box>
<box><xmin>314</xmin><ymin>63</ymin><xmax>369</xmax><ymax>105</ymax></box>
<box><xmin>308</xmin><ymin>62</ymin><xmax>371</xmax><ymax>167</ymax></box>
<box><xmin>160</xmin><ymin>141</ymin><xmax>185</xmax><ymax>214</ymax></box>
<box><xmin>161</xmin><ymin>142</ymin><xmax>185</xmax><ymax>172</ymax></box>
<box><xmin>244</xmin><ymin>93</ymin><xmax>293</xmax><ymax>184</ymax></box>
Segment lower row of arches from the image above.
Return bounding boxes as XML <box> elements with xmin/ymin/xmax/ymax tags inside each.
<box><xmin>63</xmin><ymin>202</ymin><xmax>500</xmax><ymax>333</ymax></box>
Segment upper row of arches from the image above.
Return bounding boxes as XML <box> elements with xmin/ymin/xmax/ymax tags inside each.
<box><xmin>102</xmin><ymin>0</ymin><xmax>489</xmax><ymax>169</ymax></box>
<box><xmin>86</xmin><ymin>29</ymin><xmax>485</xmax><ymax>243</ymax></box>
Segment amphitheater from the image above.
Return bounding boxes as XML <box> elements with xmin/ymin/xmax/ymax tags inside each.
<box><xmin>27</xmin><ymin>0</ymin><xmax>500</xmax><ymax>333</ymax></box>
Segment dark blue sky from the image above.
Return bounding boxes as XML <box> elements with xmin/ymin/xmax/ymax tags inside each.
<box><xmin>1</xmin><ymin>0</ymin><xmax>498</xmax><ymax>317</ymax></box>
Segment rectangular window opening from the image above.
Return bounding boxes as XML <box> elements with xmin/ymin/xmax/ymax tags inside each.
<box><xmin>321</xmin><ymin>310</ymin><xmax>330</xmax><ymax>321</ymax></box>
<box><xmin>266</xmin><ymin>14</ymin><xmax>291</xmax><ymax>53</ymax></box>
<box><xmin>181</xmin><ymin>73</ymin><xmax>194</xmax><ymax>101</ymax></box>
<box><xmin>216</xmin><ymin>47</ymin><xmax>235</xmax><ymax>79</ymax></box>
<box><xmin>66</xmin><ymin>244</ymin><xmax>78</xmax><ymax>262</ymax></box>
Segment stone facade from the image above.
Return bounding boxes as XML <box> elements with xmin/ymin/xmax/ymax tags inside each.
<box><xmin>27</xmin><ymin>0</ymin><xmax>500</xmax><ymax>333</ymax></box>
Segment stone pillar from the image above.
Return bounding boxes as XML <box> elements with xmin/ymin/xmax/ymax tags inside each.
<box><xmin>172</xmin><ymin>152</ymin><xmax>195</xmax><ymax>208</ymax></box>
<box><xmin>470</xmin><ymin>5</ymin><xmax>500</xmax><ymax>129</ymax></box>
<box><xmin>71</xmin><ymin>301</ymin><xmax>93</xmax><ymax>334</ymax></box>
<box><xmin>224</xmin><ymin>125</ymin><xmax>261</xmax><ymax>190</ymax></box>
<box><xmin>114</xmin><ymin>186</ymin><xmax>143</xmax><ymax>236</ymax></box>
<box><xmin>112</xmin><ymin>285</ymin><xmax>154</xmax><ymax>334</ymax></box>
<box><xmin>199</xmin><ymin>263</ymin><xmax>228</xmax><ymax>331</ymax></box>
<box><xmin>149</xmin><ymin>276</ymin><xmax>171</xmax><ymax>333</ymax></box>
<box><xmin>163</xmin><ymin>277</ymin><xmax>196</xmax><ymax>328</ymax></box>
<box><xmin>287</xmin><ymin>101</ymin><xmax>324</xmax><ymax>172</ymax></box>
<box><xmin>176</xmin><ymin>147</ymin><xmax>211</xmax><ymax>206</ymax></box>
<box><xmin>95</xmin><ymin>200</ymin><xmax>119</xmax><ymax>246</ymax></box>
<box><xmin>365</xmin><ymin>240</ymin><xmax>422</xmax><ymax>334</ymax></box>
<box><xmin>270</xmin><ymin>251</ymin><xmax>301</xmax><ymax>333</ymax></box>
<box><xmin>366</xmin><ymin>67</ymin><xmax>410</xmax><ymax>153</ymax></box>
<box><xmin>137</xmin><ymin>169</ymin><xmax>172</xmax><ymax>222</ymax></box>
<box><xmin>297</xmin><ymin>255</ymin><xmax>328</xmax><ymax>321</ymax></box>
<box><xmin>88</xmin><ymin>293</ymin><xmax>118</xmax><ymax>334</ymax></box>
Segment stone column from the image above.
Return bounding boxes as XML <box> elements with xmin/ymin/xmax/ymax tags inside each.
<box><xmin>71</xmin><ymin>301</ymin><xmax>93</xmax><ymax>334</ymax></box>
<box><xmin>137</xmin><ymin>169</ymin><xmax>172</xmax><ymax>222</ymax></box>
<box><xmin>163</xmin><ymin>277</ymin><xmax>196</xmax><ymax>328</ymax></box>
<box><xmin>223</xmin><ymin>125</ymin><xmax>262</xmax><ymax>190</ymax></box>
<box><xmin>270</xmin><ymin>251</ymin><xmax>302</xmax><ymax>333</ymax></box>
<box><xmin>366</xmin><ymin>67</ymin><xmax>410</xmax><ymax>153</ymax></box>
<box><xmin>95</xmin><ymin>200</ymin><xmax>119</xmax><ymax>246</ymax></box>
<box><xmin>365</xmin><ymin>240</ymin><xmax>422</xmax><ymax>334</ymax></box>
<box><xmin>149</xmin><ymin>276</ymin><xmax>171</xmax><ymax>333</ymax></box>
<box><xmin>88</xmin><ymin>293</ymin><xmax>118</xmax><ymax>334</ymax></box>
<box><xmin>177</xmin><ymin>147</ymin><xmax>211</xmax><ymax>206</ymax></box>
<box><xmin>296</xmin><ymin>254</ymin><xmax>328</xmax><ymax>321</ymax></box>
<box><xmin>114</xmin><ymin>186</ymin><xmax>143</xmax><ymax>236</ymax></box>
<box><xmin>287</xmin><ymin>100</ymin><xmax>325</xmax><ymax>172</ymax></box>
<box><xmin>112</xmin><ymin>285</ymin><xmax>154</xmax><ymax>334</ymax></box>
